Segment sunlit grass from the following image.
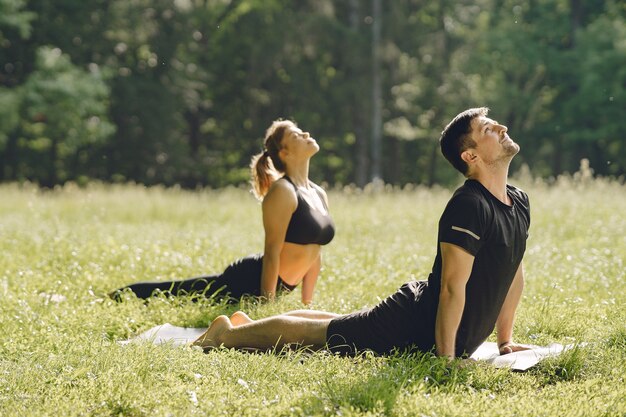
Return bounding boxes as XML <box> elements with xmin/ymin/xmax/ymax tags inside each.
<box><xmin>0</xmin><ymin>176</ymin><xmax>625</xmax><ymax>416</ymax></box>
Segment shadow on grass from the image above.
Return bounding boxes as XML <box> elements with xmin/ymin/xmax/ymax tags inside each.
<box><xmin>605</xmin><ymin>327</ymin><xmax>626</xmax><ymax>350</ymax></box>
<box><xmin>102</xmin><ymin>397</ymin><xmax>148</xmax><ymax>417</ymax></box>
<box><xmin>529</xmin><ymin>342</ymin><xmax>589</xmax><ymax>385</ymax></box>
<box><xmin>296</xmin><ymin>350</ymin><xmax>472</xmax><ymax>415</ymax></box>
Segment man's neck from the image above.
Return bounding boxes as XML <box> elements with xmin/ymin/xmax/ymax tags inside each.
<box><xmin>470</xmin><ymin>166</ymin><xmax>511</xmax><ymax>205</ymax></box>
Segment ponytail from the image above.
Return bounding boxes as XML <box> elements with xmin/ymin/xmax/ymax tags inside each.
<box><xmin>250</xmin><ymin>151</ymin><xmax>279</xmax><ymax>200</ymax></box>
<box><xmin>250</xmin><ymin>119</ymin><xmax>294</xmax><ymax>200</ymax></box>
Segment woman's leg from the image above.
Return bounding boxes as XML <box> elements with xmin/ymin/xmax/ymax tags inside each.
<box><xmin>210</xmin><ymin>254</ymin><xmax>264</xmax><ymax>299</ymax></box>
<box><xmin>109</xmin><ymin>274</ymin><xmax>222</xmax><ymax>300</ymax></box>
<box><xmin>110</xmin><ymin>254</ymin><xmax>264</xmax><ymax>301</ymax></box>
<box><xmin>194</xmin><ymin>313</ymin><xmax>332</xmax><ymax>350</ymax></box>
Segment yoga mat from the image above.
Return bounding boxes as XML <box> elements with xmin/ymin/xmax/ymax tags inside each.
<box><xmin>119</xmin><ymin>323</ymin><xmax>206</xmax><ymax>347</ymax></box>
<box><xmin>469</xmin><ymin>341</ymin><xmax>577</xmax><ymax>371</ymax></box>
<box><xmin>121</xmin><ymin>323</ymin><xmax>577</xmax><ymax>371</ymax></box>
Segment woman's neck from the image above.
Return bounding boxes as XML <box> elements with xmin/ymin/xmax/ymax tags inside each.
<box><xmin>285</xmin><ymin>161</ymin><xmax>310</xmax><ymax>188</ymax></box>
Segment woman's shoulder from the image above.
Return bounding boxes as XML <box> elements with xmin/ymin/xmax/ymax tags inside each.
<box><xmin>271</xmin><ymin>176</ymin><xmax>296</xmax><ymax>191</ymax></box>
<box><xmin>264</xmin><ymin>177</ymin><xmax>298</xmax><ymax>206</ymax></box>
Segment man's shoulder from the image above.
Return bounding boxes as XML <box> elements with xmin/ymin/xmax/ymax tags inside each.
<box><xmin>450</xmin><ymin>180</ymin><xmax>530</xmax><ymax>207</ymax></box>
<box><xmin>449</xmin><ymin>181</ymin><xmax>489</xmax><ymax>207</ymax></box>
<box><xmin>506</xmin><ymin>184</ymin><xmax>531</xmax><ymax>210</ymax></box>
<box><xmin>506</xmin><ymin>183</ymin><xmax>529</xmax><ymax>199</ymax></box>
<box><xmin>442</xmin><ymin>181</ymin><xmax>491</xmax><ymax>221</ymax></box>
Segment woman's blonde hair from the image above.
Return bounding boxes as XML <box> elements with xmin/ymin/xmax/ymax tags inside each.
<box><xmin>250</xmin><ymin>119</ymin><xmax>294</xmax><ymax>200</ymax></box>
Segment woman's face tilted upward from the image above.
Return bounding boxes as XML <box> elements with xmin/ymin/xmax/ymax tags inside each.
<box><xmin>280</xmin><ymin>124</ymin><xmax>320</xmax><ymax>163</ymax></box>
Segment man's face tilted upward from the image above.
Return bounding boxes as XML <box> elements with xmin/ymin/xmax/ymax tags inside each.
<box><xmin>468</xmin><ymin>115</ymin><xmax>520</xmax><ymax>167</ymax></box>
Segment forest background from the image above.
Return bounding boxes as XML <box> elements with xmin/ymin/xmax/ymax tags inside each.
<box><xmin>0</xmin><ymin>0</ymin><xmax>624</xmax><ymax>189</ymax></box>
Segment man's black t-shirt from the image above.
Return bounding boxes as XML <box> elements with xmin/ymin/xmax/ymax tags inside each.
<box><xmin>427</xmin><ymin>179</ymin><xmax>531</xmax><ymax>356</ymax></box>
<box><xmin>325</xmin><ymin>179</ymin><xmax>530</xmax><ymax>357</ymax></box>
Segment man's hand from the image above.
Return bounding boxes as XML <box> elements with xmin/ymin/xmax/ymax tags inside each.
<box><xmin>498</xmin><ymin>341</ymin><xmax>533</xmax><ymax>355</ymax></box>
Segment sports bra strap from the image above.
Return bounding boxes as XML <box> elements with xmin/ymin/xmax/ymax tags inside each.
<box><xmin>282</xmin><ymin>175</ymin><xmax>297</xmax><ymax>190</ymax></box>
<box><xmin>312</xmin><ymin>186</ymin><xmax>328</xmax><ymax>211</ymax></box>
<box><xmin>283</xmin><ymin>176</ymin><xmax>328</xmax><ymax>211</ymax></box>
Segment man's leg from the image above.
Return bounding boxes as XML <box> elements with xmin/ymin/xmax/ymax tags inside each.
<box><xmin>282</xmin><ymin>310</ymin><xmax>343</xmax><ymax>320</ymax></box>
<box><xmin>193</xmin><ymin>313</ymin><xmax>332</xmax><ymax>350</ymax></box>
<box><xmin>229</xmin><ymin>311</ymin><xmax>253</xmax><ymax>326</ymax></box>
<box><xmin>229</xmin><ymin>310</ymin><xmax>341</xmax><ymax>326</ymax></box>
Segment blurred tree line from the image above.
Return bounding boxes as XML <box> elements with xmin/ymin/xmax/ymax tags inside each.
<box><xmin>0</xmin><ymin>0</ymin><xmax>624</xmax><ymax>188</ymax></box>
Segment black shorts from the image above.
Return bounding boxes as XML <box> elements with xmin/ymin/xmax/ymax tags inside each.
<box><xmin>326</xmin><ymin>281</ymin><xmax>436</xmax><ymax>355</ymax></box>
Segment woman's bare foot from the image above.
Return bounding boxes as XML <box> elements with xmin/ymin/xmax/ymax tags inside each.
<box><xmin>229</xmin><ymin>311</ymin><xmax>253</xmax><ymax>326</ymax></box>
<box><xmin>192</xmin><ymin>315</ymin><xmax>232</xmax><ymax>348</ymax></box>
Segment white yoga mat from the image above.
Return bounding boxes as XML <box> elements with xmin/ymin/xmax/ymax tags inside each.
<box><xmin>121</xmin><ymin>323</ymin><xmax>576</xmax><ymax>371</ymax></box>
<box><xmin>119</xmin><ymin>323</ymin><xmax>206</xmax><ymax>347</ymax></box>
<box><xmin>469</xmin><ymin>341</ymin><xmax>576</xmax><ymax>371</ymax></box>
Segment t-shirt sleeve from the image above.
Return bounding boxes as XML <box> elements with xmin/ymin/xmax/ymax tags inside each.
<box><xmin>512</xmin><ymin>186</ymin><xmax>531</xmax><ymax>230</ymax></box>
<box><xmin>522</xmin><ymin>190</ymin><xmax>531</xmax><ymax>228</ymax></box>
<box><xmin>438</xmin><ymin>194</ymin><xmax>487</xmax><ymax>256</ymax></box>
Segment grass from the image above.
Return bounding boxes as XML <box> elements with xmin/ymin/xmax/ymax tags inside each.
<box><xmin>0</xmin><ymin>175</ymin><xmax>625</xmax><ymax>416</ymax></box>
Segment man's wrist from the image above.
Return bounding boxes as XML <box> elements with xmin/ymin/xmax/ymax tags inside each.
<box><xmin>498</xmin><ymin>340</ymin><xmax>512</xmax><ymax>349</ymax></box>
<box><xmin>260</xmin><ymin>292</ymin><xmax>275</xmax><ymax>302</ymax></box>
<box><xmin>436</xmin><ymin>346</ymin><xmax>455</xmax><ymax>358</ymax></box>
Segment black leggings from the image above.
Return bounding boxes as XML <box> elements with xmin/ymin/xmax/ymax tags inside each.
<box><xmin>112</xmin><ymin>254</ymin><xmax>295</xmax><ymax>302</ymax></box>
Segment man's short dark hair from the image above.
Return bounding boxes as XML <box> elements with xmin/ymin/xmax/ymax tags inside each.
<box><xmin>439</xmin><ymin>107</ymin><xmax>489</xmax><ymax>176</ymax></box>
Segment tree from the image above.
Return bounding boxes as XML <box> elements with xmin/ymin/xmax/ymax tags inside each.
<box><xmin>0</xmin><ymin>0</ymin><xmax>35</xmax><ymax>87</ymax></box>
<box><xmin>0</xmin><ymin>0</ymin><xmax>623</xmax><ymax>187</ymax></box>
<box><xmin>15</xmin><ymin>46</ymin><xmax>114</xmax><ymax>185</ymax></box>
<box><xmin>553</xmin><ymin>5</ymin><xmax>626</xmax><ymax>176</ymax></box>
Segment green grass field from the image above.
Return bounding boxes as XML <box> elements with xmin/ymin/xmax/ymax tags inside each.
<box><xmin>1</xmin><ymin>176</ymin><xmax>625</xmax><ymax>416</ymax></box>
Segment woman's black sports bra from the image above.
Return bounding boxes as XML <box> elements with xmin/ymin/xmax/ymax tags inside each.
<box><xmin>283</xmin><ymin>176</ymin><xmax>335</xmax><ymax>246</ymax></box>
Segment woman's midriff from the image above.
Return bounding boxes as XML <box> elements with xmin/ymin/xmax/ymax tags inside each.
<box><xmin>278</xmin><ymin>242</ymin><xmax>322</xmax><ymax>285</ymax></box>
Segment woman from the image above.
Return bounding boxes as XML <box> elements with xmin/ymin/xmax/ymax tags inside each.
<box><xmin>110</xmin><ymin>119</ymin><xmax>334</xmax><ymax>304</ymax></box>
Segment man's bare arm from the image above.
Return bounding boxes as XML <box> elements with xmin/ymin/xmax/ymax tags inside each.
<box><xmin>496</xmin><ymin>262</ymin><xmax>530</xmax><ymax>354</ymax></box>
<box><xmin>435</xmin><ymin>242</ymin><xmax>475</xmax><ymax>358</ymax></box>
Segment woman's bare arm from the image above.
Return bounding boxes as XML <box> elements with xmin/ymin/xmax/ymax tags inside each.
<box><xmin>260</xmin><ymin>180</ymin><xmax>297</xmax><ymax>300</ymax></box>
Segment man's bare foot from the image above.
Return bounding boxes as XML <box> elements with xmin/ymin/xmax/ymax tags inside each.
<box><xmin>230</xmin><ymin>311</ymin><xmax>253</xmax><ymax>326</ymax></box>
<box><xmin>192</xmin><ymin>315</ymin><xmax>232</xmax><ymax>348</ymax></box>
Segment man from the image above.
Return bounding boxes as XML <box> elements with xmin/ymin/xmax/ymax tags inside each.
<box><xmin>194</xmin><ymin>107</ymin><xmax>531</xmax><ymax>358</ymax></box>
